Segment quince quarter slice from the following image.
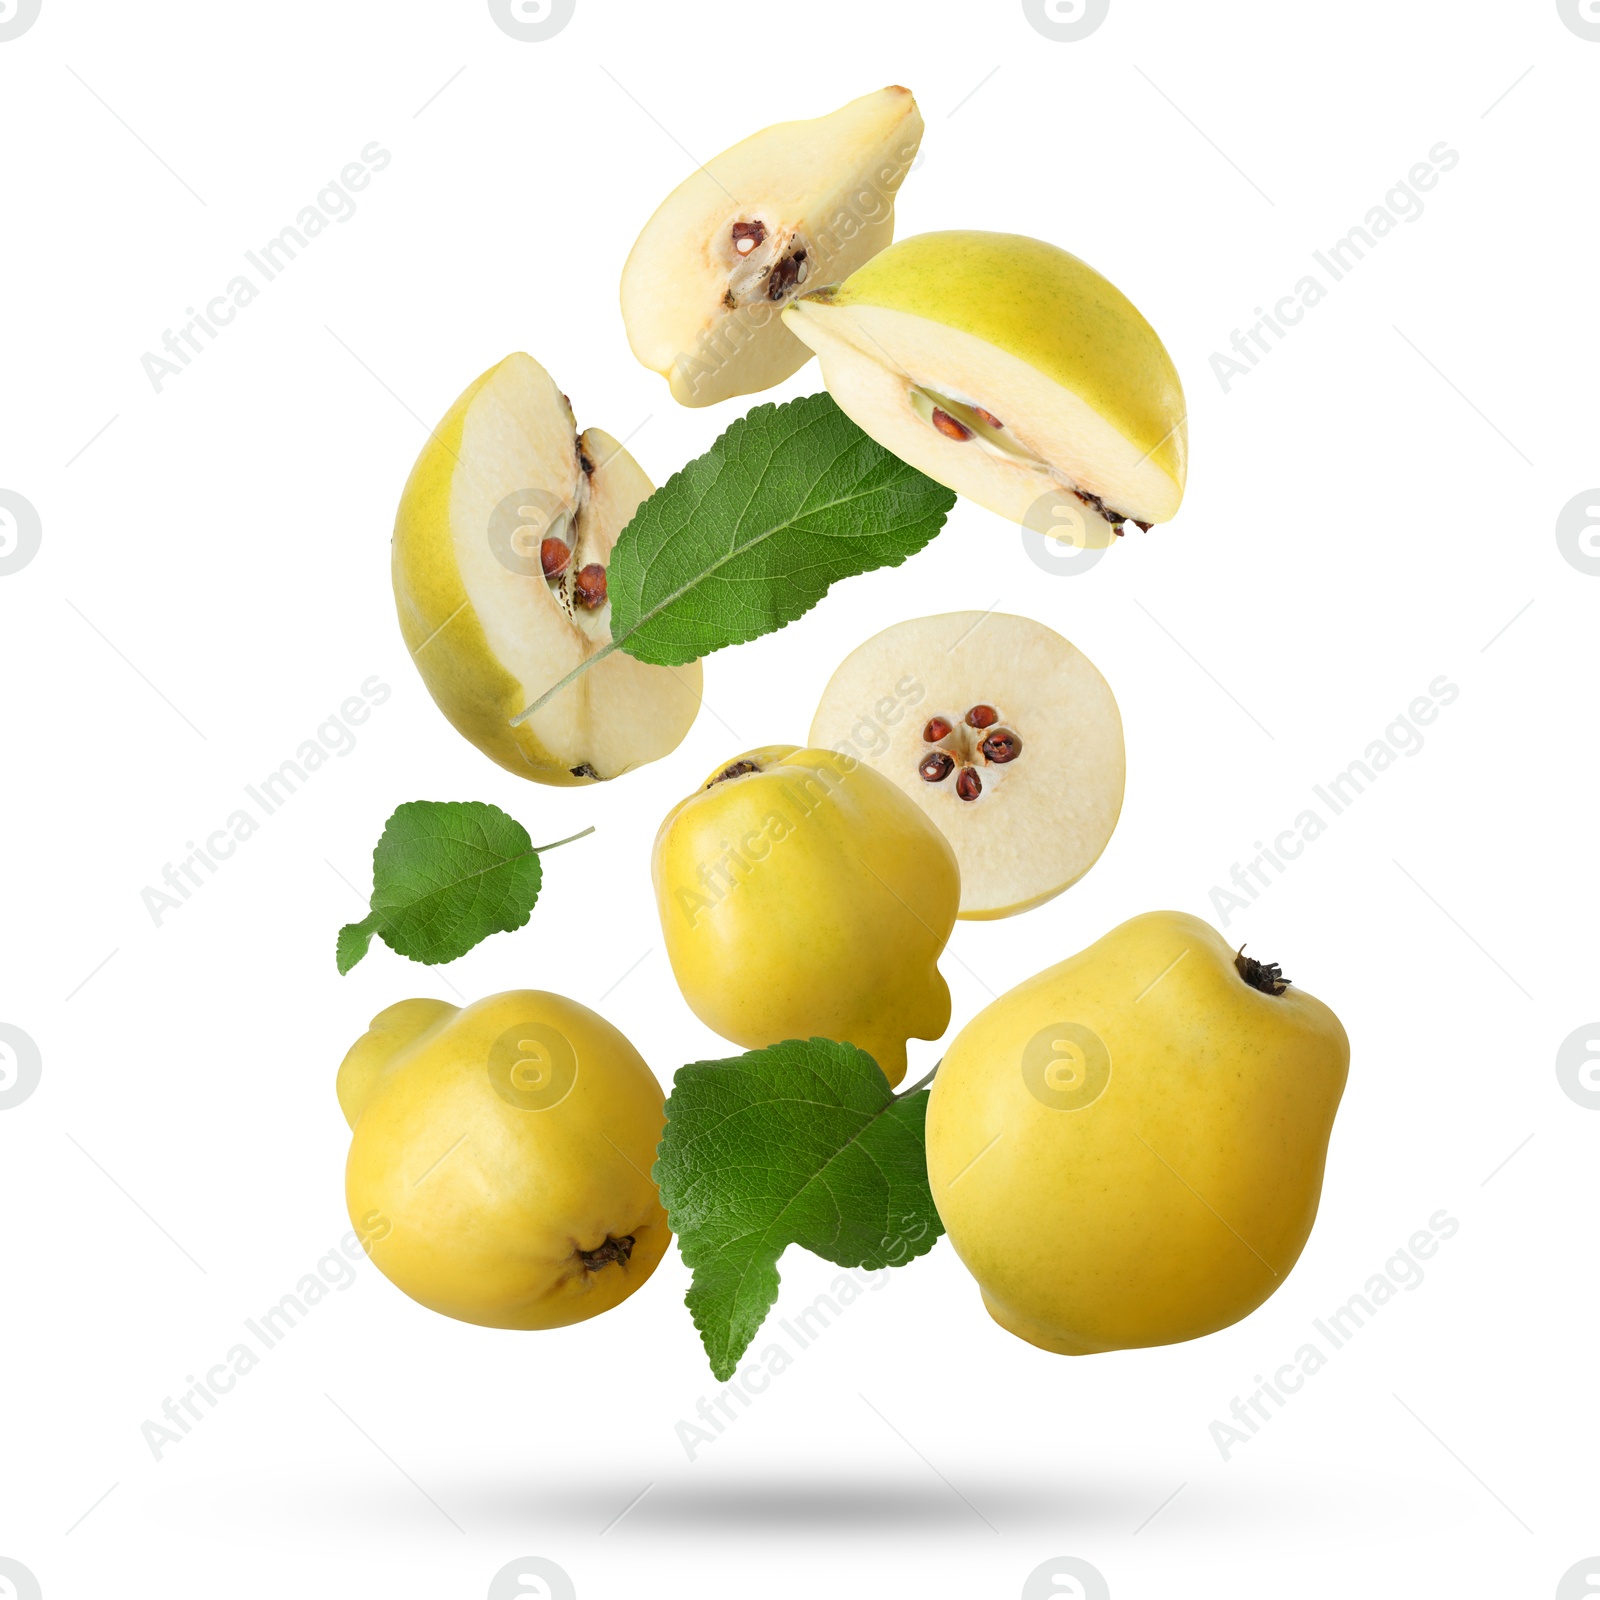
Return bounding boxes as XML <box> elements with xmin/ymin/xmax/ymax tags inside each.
<box><xmin>620</xmin><ymin>86</ymin><xmax>924</xmax><ymax>407</ymax></box>
<box><xmin>392</xmin><ymin>353</ymin><xmax>701</xmax><ymax>784</ymax></box>
<box><xmin>783</xmin><ymin>231</ymin><xmax>1186</xmax><ymax>543</ymax></box>
<box><xmin>809</xmin><ymin>612</ymin><xmax>1124</xmax><ymax>919</ymax></box>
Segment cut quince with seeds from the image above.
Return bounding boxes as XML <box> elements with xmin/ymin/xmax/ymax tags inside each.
<box><xmin>620</xmin><ymin>86</ymin><xmax>923</xmax><ymax>408</ymax></box>
<box><xmin>809</xmin><ymin>613</ymin><xmax>1124</xmax><ymax>919</ymax></box>
<box><xmin>783</xmin><ymin>232</ymin><xmax>1186</xmax><ymax>543</ymax></box>
<box><xmin>392</xmin><ymin>353</ymin><xmax>702</xmax><ymax>784</ymax></box>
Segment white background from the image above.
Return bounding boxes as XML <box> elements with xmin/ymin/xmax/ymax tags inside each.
<box><xmin>2</xmin><ymin>2</ymin><xmax>1596</xmax><ymax>1596</ymax></box>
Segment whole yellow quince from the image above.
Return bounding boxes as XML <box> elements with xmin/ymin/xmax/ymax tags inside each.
<box><xmin>651</xmin><ymin>745</ymin><xmax>959</xmax><ymax>1088</ymax></box>
<box><xmin>926</xmin><ymin>911</ymin><xmax>1348</xmax><ymax>1354</ymax></box>
<box><xmin>339</xmin><ymin>991</ymin><xmax>670</xmax><ymax>1330</ymax></box>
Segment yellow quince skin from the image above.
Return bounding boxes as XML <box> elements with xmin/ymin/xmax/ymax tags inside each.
<box><xmin>339</xmin><ymin>990</ymin><xmax>670</xmax><ymax>1331</ymax></box>
<box><xmin>651</xmin><ymin>745</ymin><xmax>959</xmax><ymax>1088</ymax></box>
<box><xmin>926</xmin><ymin>911</ymin><xmax>1348</xmax><ymax>1354</ymax></box>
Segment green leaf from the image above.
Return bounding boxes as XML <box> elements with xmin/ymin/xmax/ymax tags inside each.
<box><xmin>654</xmin><ymin>1038</ymin><xmax>943</xmax><ymax>1381</ymax></box>
<box><xmin>336</xmin><ymin>802</ymin><xmax>592</xmax><ymax>972</ymax></box>
<box><xmin>335</xmin><ymin>917</ymin><xmax>379</xmax><ymax>976</ymax></box>
<box><xmin>512</xmin><ymin>393</ymin><xmax>955</xmax><ymax>721</ymax></box>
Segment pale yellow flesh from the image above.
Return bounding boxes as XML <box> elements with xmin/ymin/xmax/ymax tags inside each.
<box><xmin>651</xmin><ymin>745</ymin><xmax>958</xmax><ymax>1087</ymax></box>
<box><xmin>392</xmin><ymin>353</ymin><xmax>702</xmax><ymax>783</ymax></box>
<box><xmin>341</xmin><ymin>991</ymin><xmax>670</xmax><ymax>1331</ymax></box>
<box><xmin>808</xmin><ymin>612</ymin><xmax>1124</xmax><ymax>918</ymax></box>
<box><xmin>925</xmin><ymin>912</ymin><xmax>1348</xmax><ymax>1355</ymax></box>
<box><xmin>783</xmin><ymin>231</ymin><xmax>1186</xmax><ymax>531</ymax></box>
<box><xmin>620</xmin><ymin>87</ymin><xmax>923</xmax><ymax>407</ymax></box>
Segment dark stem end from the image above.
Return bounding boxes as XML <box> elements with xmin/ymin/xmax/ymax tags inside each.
<box><xmin>1235</xmin><ymin>945</ymin><xmax>1290</xmax><ymax>996</ymax></box>
<box><xmin>577</xmin><ymin>1234</ymin><xmax>635</xmax><ymax>1272</ymax></box>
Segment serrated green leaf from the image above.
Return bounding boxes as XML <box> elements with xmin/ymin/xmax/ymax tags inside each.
<box><xmin>611</xmin><ymin>392</ymin><xmax>955</xmax><ymax>665</ymax></box>
<box><xmin>336</xmin><ymin>916</ymin><xmax>379</xmax><ymax>976</ymax></box>
<box><xmin>335</xmin><ymin>800</ymin><xmax>545</xmax><ymax>971</ymax></box>
<box><xmin>512</xmin><ymin>394</ymin><xmax>955</xmax><ymax>723</ymax></box>
<box><xmin>654</xmin><ymin>1038</ymin><xmax>943</xmax><ymax>1381</ymax></box>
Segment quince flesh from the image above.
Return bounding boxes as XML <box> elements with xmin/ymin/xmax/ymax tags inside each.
<box><xmin>392</xmin><ymin>352</ymin><xmax>702</xmax><ymax>784</ymax></box>
<box><xmin>621</xmin><ymin>87</ymin><xmax>923</xmax><ymax>407</ymax></box>
<box><xmin>784</xmin><ymin>231</ymin><xmax>1186</xmax><ymax>542</ymax></box>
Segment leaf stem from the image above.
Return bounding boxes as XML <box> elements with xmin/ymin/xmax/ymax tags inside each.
<box><xmin>510</xmin><ymin>641</ymin><xmax>621</xmax><ymax>726</ymax></box>
<box><xmin>898</xmin><ymin>1058</ymin><xmax>942</xmax><ymax>1097</ymax></box>
<box><xmin>531</xmin><ymin>824</ymin><xmax>596</xmax><ymax>854</ymax></box>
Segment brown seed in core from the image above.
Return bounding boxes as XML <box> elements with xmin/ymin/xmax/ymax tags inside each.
<box><xmin>955</xmin><ymin>766</ymin><xmax>982</xmax><ymax>801</ymax></box>
<box><xmin>766</xmin><ymin>250</ymin><xmax>807</xmax><ymax>301</ymax></box>
<box><xmin>540</xmin><ymin>537</ymin><xmax>570</xmax><ymax>579</ymax></box>
<box><xmin>923</xmin><ymin>716</ymin><xmax>953</xmax><ymax>742</ymax></box>
<box><xmin>973</xmin><ymin>406</ymin><xmax>1004</xmax><ymax>430</ymax></box>
<box><xmin>731</xmin><ymin>220</ymin><xmax>767</xmax><ymax>255</ymax></box>
<box><xmin>965</xmin><ymin>704</ymin><xmax>999</xmax><ymax>729</ymax></box>
<box><xmin>918</xmin><ymin>750</ymin><xmax>955</xmax><ymax>783</ymax></box>
<box><xmin>930</xmin><ymin>407</ymin><xmax>974</xmax><ymax>442</ymax></box>
<box><xmin>980</xmin><ymin>729</ymin><xmax>1021</xmax><ymax>764</ymax></box>
<box><xmin>574</xmin><ymin>563</ymin><xmax>608</xmax><ymax>609</ymax></box>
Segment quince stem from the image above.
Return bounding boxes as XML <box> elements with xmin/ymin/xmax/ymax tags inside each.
<box><xmin>899</xmin><ymin>1058</ymin><xmax>941</xmax><ymax>1097</ymax></box>
<box><xmin>531</xmin><ymin>825</ymin><xmax>596</xmax><ymax>854</ymax></box>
